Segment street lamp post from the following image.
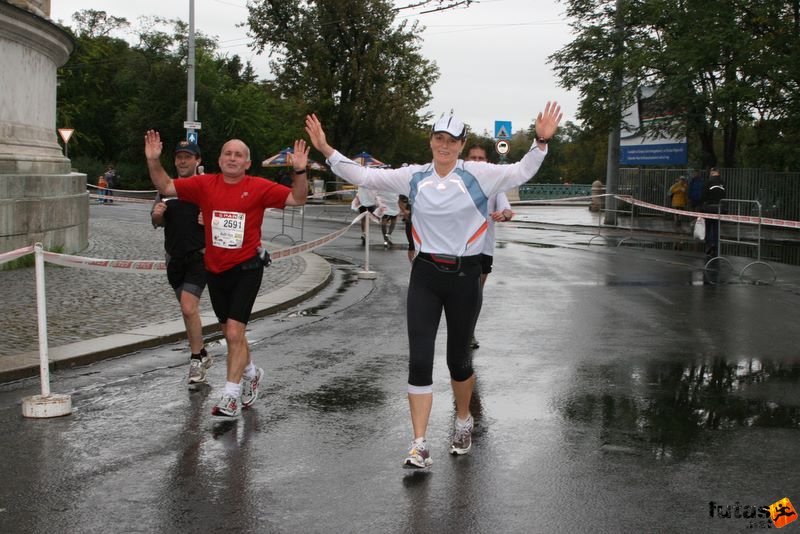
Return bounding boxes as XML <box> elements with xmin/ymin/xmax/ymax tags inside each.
<box><xmin>186</xmin><ymin>0</ymin><xmax>197</xmax><ymax>143</ymax></box>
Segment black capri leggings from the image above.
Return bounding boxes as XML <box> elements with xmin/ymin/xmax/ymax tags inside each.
<box><xmin>406</xmin><ymin>255</ymin><xmax>482</xmax><ymax>386</ymax></box>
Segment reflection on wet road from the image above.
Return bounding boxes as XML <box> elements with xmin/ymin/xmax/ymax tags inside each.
<box><xmin>1</xmin><ymin>218</ymin><xmax>798</xmax><ymax>533</ymax></box>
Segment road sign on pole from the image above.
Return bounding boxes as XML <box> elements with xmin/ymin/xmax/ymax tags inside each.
<box><xmin>186</xmin><ymin>131</ymin><xmax>198</xmax><ymax>144</ymax></box>
<box><xmin>58</xmin><ymin>128</ymin><xmax>74</xmax><ymax>157</ymax></box>
<box><xmin>494</xmin><ymin>120</ymin><xmax>512</xmax><ymax>140</ymax></box>
<box><xmin>57</xmin><ymin>128</ymin><xmax>74</xmax><ymax>143</ymax></box>
<box><xmin>183</xmin><ymin>121</ymin><xmax>202</xmax><ymax>130</ymax></box>
<box><xmin>495</xmin><ymin>140</ymin><xmax>509</xmax><ymax>155</ymax></box>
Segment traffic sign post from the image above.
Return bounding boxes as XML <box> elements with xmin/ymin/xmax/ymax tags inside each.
<box><xmin>494</xmin><ymin>120</ymin><xmax>512</xmax><ymax>140</ymax></box>
<box><xmin>57</xmin><ymin>128</ymin><xmax>74</xmax><ymax>158</ymax></box>
<box><xmin>184</xmin><ymin>121</ymin><xmax>201</xmax><ymax>145</ymax></box>
<box><xmin>495</xmin><ymin>139</ymin><xmax>510</xmax><ymax>164</ymax></box>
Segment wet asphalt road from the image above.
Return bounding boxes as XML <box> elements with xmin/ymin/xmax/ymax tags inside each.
<box><xmin>1</xmin><ymin>213</ymin><xmax>799</xmax><ymax>533</ymax></box>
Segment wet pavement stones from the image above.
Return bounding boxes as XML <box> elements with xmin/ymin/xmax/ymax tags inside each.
<box><xmin>0</xmin><ymin>213</ymin><xmax>306</xmax><ymax>358</ymax></box>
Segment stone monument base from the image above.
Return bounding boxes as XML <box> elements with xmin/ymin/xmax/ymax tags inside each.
<box><xmin>0</xmin><ymin>172</ymin><xmax>88</xmax><ymax>254</ymax></box>
<box><xmin>0</xmin><ymin>2</ymin><xmax>86</xmax><ymax>255</ymax></box>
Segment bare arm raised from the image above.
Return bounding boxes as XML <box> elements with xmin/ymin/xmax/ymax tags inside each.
<box><xmin>144</xmin><ymin>130</ymin><xmax>176</xmax><ymax>197</ymax></box>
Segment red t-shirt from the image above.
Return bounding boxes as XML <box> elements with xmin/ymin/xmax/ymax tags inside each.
<box><xmin>174</xmin><ymin>174</ymin><xmax>291</xmax><ymax>273</ymax></box>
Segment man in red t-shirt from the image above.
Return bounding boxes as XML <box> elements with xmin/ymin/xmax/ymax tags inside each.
<box><xmin>145</xmin><ymin>130</ymin><xmax>309</xmax><ymax>418</ymax></box>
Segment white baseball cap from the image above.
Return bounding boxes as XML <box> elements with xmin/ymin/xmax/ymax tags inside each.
<box><xmin>431</xmin><ymin>115</ymin><xmax>466</xmax><ymax>140</ymax></box>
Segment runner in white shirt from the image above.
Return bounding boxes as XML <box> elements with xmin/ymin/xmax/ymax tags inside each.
<box><xmin>351</xmin><ymin>186</ymin><xmax>378</xmax><ymax>246</ymax></box>
<box><xmin>376</xmin><ymin>190</ymin><xmax>400</xmax><ymax>247</ymax></box>
<box><xmin>465</xmin><ymin>144</ymin><xmax>515</xmax><ymax>350</ymax></box>
<box><xmin>305</xmin><ymin>102</ymin><xmax>562</xmax><ymax>468</ymax></box>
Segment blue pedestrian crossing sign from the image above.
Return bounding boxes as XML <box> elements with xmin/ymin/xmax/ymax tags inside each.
<box><xmin>187</xmin><ymin>131</ymin><xmax>198</xmax><ymax>144</ymax></box>
<box><xmin>494</xmin><ymin>120</ymin><xmax>512</xmax><ymax>140</ymax></box>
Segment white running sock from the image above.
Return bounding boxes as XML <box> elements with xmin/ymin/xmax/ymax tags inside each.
<box><xmin>243</xmin><ymin>362</ymin><xmax>257</xmax><ymax>379</ymax></box>
<box><xmin>224</xmin><ymin>381</ymin><xmax>242</xmax><ymax>398</ymax></box>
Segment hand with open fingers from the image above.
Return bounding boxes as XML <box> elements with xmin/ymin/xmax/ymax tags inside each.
<box><xmin>292</xmin><ymin>139</ymin><xmax>310</xmax><ymax>171</ymax></box>
<box><xmin>304</xmin><ymin>114</ymin><xmax>334</xmax><ymax>158</ymax></box>
<box><xmin>144</xmin><ymin>130</ymin><xmax>163</xmax><ymax>160</ymax></box>
<box><xmin>535</xmin><ymin>101</ymin><xmax>563</xmax><ymax>141</ymax></box>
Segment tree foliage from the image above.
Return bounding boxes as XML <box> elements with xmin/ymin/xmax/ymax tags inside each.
<box><xmin>246</xmin><ymin>0</ymin><xmax>439</xmax><ymax>165</ymax></box>
<box><xmin>56</xmin><ymin>10</ymin><xmax>307</xmax><ymax>187</ymax></box>
<box><xmin>550</xmin><ymin>0</ymin><xmax>800</xmax><ymax>170</ymax></box>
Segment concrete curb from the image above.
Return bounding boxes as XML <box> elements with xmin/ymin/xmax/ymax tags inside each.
<box><xmin>0</xmin><ymin>252</ymin><xmax>332</xmax><ymax>383</ymax></box>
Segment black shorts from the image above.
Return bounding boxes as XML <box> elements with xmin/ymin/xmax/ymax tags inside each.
<box><xmin>206</xmin><ymin>257</ymin><xmax>264</xmax><ymax>324</ymax></box>
<box><xmin>166</xmin><ymin>251</ymin><xmax>206</xmax><ymax>299</ymax></box>
<box><xmin>480</xmin><ymin>253</ymin><xmax>493</xmax><ymax>275</ymax></box>
<box><xmin>358</xmin><ymin>205</ymin><xmax>376</xmax><ymax>214</ymax></box>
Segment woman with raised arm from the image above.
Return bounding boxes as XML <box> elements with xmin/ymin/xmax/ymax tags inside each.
<box><xmin>305</xmin><ymin>103</ymin><xmax>562</xmax><ymax>469</ymax></box>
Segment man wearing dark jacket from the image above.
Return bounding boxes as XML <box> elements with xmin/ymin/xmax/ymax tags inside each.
<box><xmin>702</xmin><ymin>167</ymin><xmax>726</xmax><ymax>257</ymax></box>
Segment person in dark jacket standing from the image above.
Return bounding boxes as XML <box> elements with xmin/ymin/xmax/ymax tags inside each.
<box><xmin>688</xmin><ymin>172</ymin><xmax>704</xmax><ymax>211</ymax></box>
<box><xmin>702</xmin><ymin>167</ymin><xmax>725</xmax><ymax>257</ymax></box>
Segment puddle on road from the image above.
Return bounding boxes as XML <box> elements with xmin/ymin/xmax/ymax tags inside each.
<box><xmin>286</xmin><ymin>266</ymin><xmax>360</xmax><ymax>318</ymax></box>
<box><xmin>517</xmin><ymin>242</ymin><xmax>558</xmax><ymax>249</ymax></box>
<box><xmin>292</xmin><ymin>361</ymin><xmax>389</xmax><ymax>412</ymax></box>
<box><xmin>554</xmin><ymin>357</ymin><xmax>800</xmax><ymax>460</ymax></box>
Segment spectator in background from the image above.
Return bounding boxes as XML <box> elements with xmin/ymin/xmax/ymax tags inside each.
<box><xmin>103</xmin><ymin>165</ymin><xmax>118</xmax><ymax>204</ymax></box>
<box><xmin>688</xmin><ymin>172</ymin><xmax>704</xmax><ymax>211</ymax></box>
<box><xmin>668</xmin><ymin>175</ymin><xmax>688</xmax><ymax>228</ymax></box>
<box><xmin>96</xmin><ymin>174</ymin><xmax>108</xmax><ymax>203</ymax></box>
<box><xmin>702</xmin><ymin>167</ymin><xmax>726</xmax><ymax>257</ymax></box>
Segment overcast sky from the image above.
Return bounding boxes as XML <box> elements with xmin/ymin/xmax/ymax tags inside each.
<box><xmin>50</xmin><ymin>0</ymin><xmax>580</xmax><ymax>137</ymax></box>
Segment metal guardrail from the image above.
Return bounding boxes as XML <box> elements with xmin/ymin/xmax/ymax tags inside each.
<box><xmin>618</xmin><ymin>167</ymin><xmax>800</xmax><ymax>222</ymax></box>
<box><xmin>706</xmin><ymin>199</ymin><xmax>777</xmax><ymax>284</ymax></box>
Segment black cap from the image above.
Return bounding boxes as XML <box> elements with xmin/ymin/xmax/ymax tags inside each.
<box><xmin>175</xmin><ymin>140</ymin><xmax>201</xmax><ymax>156</ymax></box>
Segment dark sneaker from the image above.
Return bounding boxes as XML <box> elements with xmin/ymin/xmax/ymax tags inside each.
<box><xmin>211</xmin><ymin>394</ymin><xmax>241</xmax><ymax>418</ymax></box>
<box><xmin>449</xmin><ymin>415</ymin><xmax>473</xmax><ymax>455</ymax></box>
<box><xmin>470</xmin><ymin>336</ymin><xmax>480</xmax><ymax>349</ymax></box>
<box><xmin>188</xmin><ymin>350</ymin><xmax>213</xmax><ymax>384</ymax></box>
<box><xmin>240</xmin><ymin>367</ymin><xmax>264</xmax><ymax>408</ymax></box>
<box><xmin>404</xmin><ymin>438</ymin><xmax>432</xmax><ymax>469</ymax></box>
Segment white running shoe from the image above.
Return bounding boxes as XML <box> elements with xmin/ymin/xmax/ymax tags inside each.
<box><xmin>240</xmin><ymin>367</ymin><xmax>264</xmax><ymax>408</ymax></box>
<box><xmin>449</xmin><ymin>415</ymin><xmax>473</xmax><ymax>455</ymax></box>
<box><xmin>404</xmin><ymin>438</ymin><xmax>433</xmax><ymax>469</ymax></box>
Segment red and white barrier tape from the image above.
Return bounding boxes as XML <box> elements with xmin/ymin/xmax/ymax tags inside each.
<box><xmin>27</xmin><ymin>211</ymin><xmax>370</xmax><ymax>274</ymax></box>
<box><xmin>616</xmin><ymin>195</ymin><xmax>800</xmax><ymax>229</ymax></box>
<box><xmin>0</xmin><ymin>245</ymin><xmax>35</xmax><ymax>266</ymax></box>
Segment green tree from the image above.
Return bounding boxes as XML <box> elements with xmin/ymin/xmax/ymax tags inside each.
<box><xmin>550</xmin><ymin>0</ymin><xmax>800</xmax><ymax>169</ymax></box>
<box><xmin>56</xmin><ymin>10</ymin><xmax>309</xmax><ymax>186</ymax></box>
<box><xmin>246</xmin><ymin>0</ymin><xmax>439</xmax><ymax>165</ymax></box>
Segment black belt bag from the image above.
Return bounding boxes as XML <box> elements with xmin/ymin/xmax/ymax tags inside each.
<box><xmin>239</xmin><ymin>248</ymin><xmax>271</xmax><ymax>271</ymax></box>
<box><xmin>416</xmin><ymin>252</ymin><xmax>480</xmax><ymax>273</ymax></box>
